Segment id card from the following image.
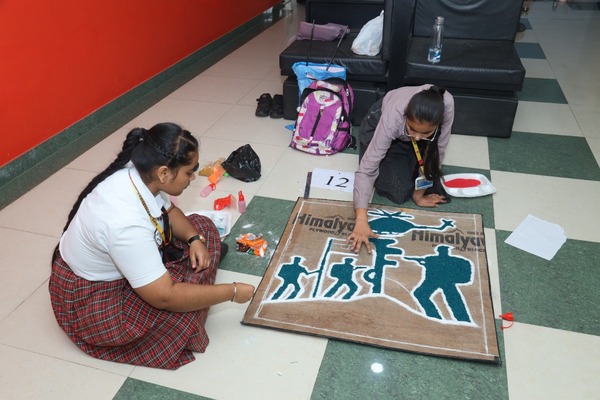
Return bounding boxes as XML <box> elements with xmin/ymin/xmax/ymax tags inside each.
<box><xmin>415</xmin><ymin>176</ymin><xmax>434</xmax><ymax>190</ymax></box>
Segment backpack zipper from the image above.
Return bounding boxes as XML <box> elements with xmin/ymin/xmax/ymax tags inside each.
<box><xmin>310</xmin><ymin>106</ymin><xmax>325</xmax><ymax>138</ymax></box>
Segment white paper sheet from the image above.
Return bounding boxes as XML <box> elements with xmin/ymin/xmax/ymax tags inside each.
<box><xmin>505</xmin><ymin>214</ymin><xmax>567</xmax><ymax>260</ymax></box>
<box><xmin>310</xmin><ymin>168</ymin><xmax>354</xmax><ymax>193</ymax></box>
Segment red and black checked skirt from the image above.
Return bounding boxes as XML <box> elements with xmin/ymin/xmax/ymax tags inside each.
<box><xmin>49</xmin><ymin>214</ymin><xmax>221</xmax><ymax>369</ymax></box>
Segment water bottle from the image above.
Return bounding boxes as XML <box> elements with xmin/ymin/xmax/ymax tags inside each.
<box><xmin>427</xmin><ymin>16</ymin><xmax>444</xmax><ymax>63</ymax></box>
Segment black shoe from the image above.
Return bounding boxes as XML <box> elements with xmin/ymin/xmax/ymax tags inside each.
<box><xmin>270</xmin><ymin>94</ymin><xmax>284</xmax><ymax>118</ymax></box>
<box><xmin>255</xmin><ymin>93</ymin><xmax>272</xmax><ymax>117</ymax></box>
<box><xmin>219</xmin><ymin>242</ymin><xmax>229</xmax><ymax>262</ymax></box>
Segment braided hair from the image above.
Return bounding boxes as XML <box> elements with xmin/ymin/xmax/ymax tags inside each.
<box><xmin>404</xmin><ymin>86</ymin><xmax>446</xmax><ymax>181</ymax></box>
<box><xmin>52</xmin><ymin>122</ymin><xmax>198</xmax><ymax>263</ymax></box>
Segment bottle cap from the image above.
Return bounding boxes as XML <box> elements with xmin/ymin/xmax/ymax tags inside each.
<box><xmin>238</xmin><ymin>190</ymin><xmax>245</xmax><ymax>201</ymax></box>
<box><xmin>435</xmin><ymin>16</ymin><xmax>444</xmax><ymax>24</ymax></box>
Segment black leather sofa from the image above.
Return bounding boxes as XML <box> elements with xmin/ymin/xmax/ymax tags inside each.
<box><xmin>280</xmin><ymin>0</ymin><xmax>525</xmax><ymax>138</ymax></box>
<box><xmin>402</xmin><ymin>0</ymin><xmax>526</xmax><ymax>138</ymax></box>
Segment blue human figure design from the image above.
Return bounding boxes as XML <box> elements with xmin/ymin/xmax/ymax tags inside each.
<box><xmin>324</xmin><ymin>258</ymin><xmax>365</xmax><ymax>300</ymax></box>
<box><xmin>368</xmin><ymin>209</ymin><xmax>454</xmax><ymax>236</ymax></box>
<box><xmin>404</xmin><ymin>245</ymin><xmax>473</xmax><ymax>322</ymax></box>
<box><xmin>272</xmin><ymin>256</ymin><xmax>312</xmax><ymax>300</ymax></box>
<box><xmin>363</xmin><ymin>237</ymin><xmax>403</xmax><ymax>293</ymax></box>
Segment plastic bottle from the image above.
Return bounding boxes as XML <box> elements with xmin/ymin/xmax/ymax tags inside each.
<box><xmin>238</xmin><ymin>191</ymin><xmax>246</xmax><ymax>214</ymax></box>
<box><xmin>427</xmin><ymin>16</ymin><xmax>444</xmax><ymax>64</ymax></box>
<box><xmin>208</xmin><ymin>164</ymin><xmax>226</xmax><ymax>185</ymax></box>
<box><xmin>200</xmin><ymin>183</ymin><xmax>215</xmax><ymax>198</ymax></box>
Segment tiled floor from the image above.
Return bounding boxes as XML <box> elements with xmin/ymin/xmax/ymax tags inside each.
<box><xmin>1</xmin><ymin>1</ymin><xmax>599</xmax><ymax>399</ymax></box>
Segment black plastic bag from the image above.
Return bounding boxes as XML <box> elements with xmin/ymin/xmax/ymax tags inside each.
<box><xmin>222</xmin><ymin>144</ymin><xmax>261</xmax><ymax>182</ymax></box>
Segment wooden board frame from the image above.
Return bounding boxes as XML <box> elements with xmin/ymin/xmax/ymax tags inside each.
<box><xmin>243</xmin><ymin>198</ymin><xmax>500</xmax><ymax>364</ymax></box>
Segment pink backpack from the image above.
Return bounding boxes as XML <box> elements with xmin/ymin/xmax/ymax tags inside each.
<box><xmin>291</xmin><ymin>78</ymin><xmax>355</xmax><ymax>155</ymax></box>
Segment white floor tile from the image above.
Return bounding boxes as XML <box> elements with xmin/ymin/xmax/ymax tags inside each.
<box><xmin>66</xmin><ymin>128</ymin><xmax>128</xmax><ymax>173</ymax></box>
<box><xmin>571</xmin><ymin>104</ymin><xmax>600</xmax><ymax>140</ymax></box>
<box><xmin>504</xmin><ymin>322</ymin><xmax>600</xmax><ymax>400</ymax></box>
<box><xmin>202</xmin><ymin>104</ymin><xmax>294</xmax><ymax>146</ymax></box>
<box><xmin>444</xmin><ymin>134</ymin><xmax>490</xmax><ymax>170</ymax></box>
<box><xmin>256</xmin><ymin>148</ymin><xmax>359</xmax><ymax>201</ymax></box>
<box><xmin>238</xmin><ymin>79</ymin><xmax>287</xmax><ymax>107</ymax></box>
<box><xmin>130</xmin><ymin>270</ymin><xmax>327</xmax><ymax>400</ymax></box>
<box><xmin>513</xmin><ymin>101</ymin><xmax>582</xmax><ymax>136</ymax></box>
<box><xmin>126</xmin><ymin>98</ymin><xmax>233</xmax><ymax>137</ymax></box>
<box><xmin>228</xmin><ymin>38</ymin><xmax>290</xmax><ymax>60</ymax></box>
<box><xmin>0</xmin><ymin>344</ymin><xmax>126</xmax><ymax>400</ymax></box>
<box><xmin>559</xmin><ymin>77</ymin><xmax>600</xmax><ymax>107</ymax></box>
<box><xmin>0</xmin><ymin>283</ymin><xmax>135</xmax><ymax>376</ymax></box>
<box><xmin>0</xmin><ymin>228</ymin><xmax>56</xmax><ymax>321</ymax></box>
<box><xmin>491</xmin><ymin>171</ymin><xmax>600</xmax><ymax>243</ymax></box>
<box><xmin>202</xmin><ymin>56</ymin><xmax>277</xmax><ymax>81</ymax></box>
<box><xmin>167</xmin><ymin>75</ymin><xmax>262</xmax><ymax>105</ymax></box>
<box><xmin>521</xmin><ymin>58</ymin><xmax>556</xmax><ymax>79</ymax></box>
<box><xmin>0</xmin><ymin>168</ymin><xmax>96</xmax><ymax>238</ymax></box>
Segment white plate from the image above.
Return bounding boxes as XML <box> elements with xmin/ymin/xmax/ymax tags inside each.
<box><xmin>186</xmin><ymin>210</ymin><xmax>232</xmax><ymax>237</ymax></box>
<box><xmin>441</xmin><ymin>173</ymin><xmax>496</xmax><ymax>198</ymax></box>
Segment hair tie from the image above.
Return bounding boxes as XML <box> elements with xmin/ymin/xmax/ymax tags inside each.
<box><xmin>430</xmin><ymin>86</ymin><xmax>446</xmax><ymax>97</ymax></box>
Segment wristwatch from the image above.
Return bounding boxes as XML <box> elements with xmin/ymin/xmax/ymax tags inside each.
<box><xmin>187</xmin><ymin>234</ymin><xmax>206</xmax><ymax>245</ymax></box>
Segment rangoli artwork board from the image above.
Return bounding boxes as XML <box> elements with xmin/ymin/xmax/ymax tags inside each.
<box><xmin>242</xmin><ymin>198</ymin><xmax>500</xmax><ymax>364</ymax></box>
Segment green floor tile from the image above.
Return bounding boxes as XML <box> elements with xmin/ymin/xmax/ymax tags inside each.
<box><xmin>220</xmin><ymin>196</ymin><xmax>295</xmax><ymax>277</ymax></box>
<box><xmin>371</xmin><ymin>165</ymin><xmax>496</xmax><ymax>229</ymax></box>
<box><xmin>488</xmin><ymin>131</ymin><xmax>600</xmax><ymax>181</ymax></box>
<box><xmin>518</xmin><ymin>77</ymin><xmax>568</xmax><ymax>104</ymax></box>
<box><xmin>515</xmin><ymin>42</ymin><xmax>546</xmax><ymax>59</ymax></box>
<box><xmin>113</xmin><ymin>378</ymin><xmax>211</xmax><ymax>400</ymax></box>
<box><xmin>496</xmin><ymin>231</ymin><xmax>600</xmax><ymax>336</ymax></box>
<box><xmin>312</xmin><ymin>322</ymin><xmax>508</xmax><ymax>400</ymax></box>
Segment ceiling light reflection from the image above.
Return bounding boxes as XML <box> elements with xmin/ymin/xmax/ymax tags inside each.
<box><xmin>371</xmin><ymin>362</ymin><xmax>384</xmax><ymax>374</ymax></box>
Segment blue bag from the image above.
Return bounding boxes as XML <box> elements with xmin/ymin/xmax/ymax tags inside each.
<box><xmin>292</xmin><ymin>61</ymin><xmax>346</xmax><ymax>95</ymax></box>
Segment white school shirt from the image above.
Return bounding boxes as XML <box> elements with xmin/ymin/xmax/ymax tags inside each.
<box><xmin>59</xmin><ymin>165</ymin><xmax>171</xmax><ymax>288</ymax></box>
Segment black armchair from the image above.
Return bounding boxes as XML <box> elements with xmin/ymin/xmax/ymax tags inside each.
<box><xmin>401</xmin><ymin>0</ymin><xmax>526</xmax><ymax>138</ymax></box>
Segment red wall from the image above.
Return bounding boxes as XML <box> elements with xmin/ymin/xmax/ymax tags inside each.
<box><xmin>0</xmin><ymin>0</ymin><xmax>279</xmax><ymax>167</ymax></box>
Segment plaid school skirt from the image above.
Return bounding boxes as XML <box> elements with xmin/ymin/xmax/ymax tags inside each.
<box><xmin>49</xmin><ymin>214</ymin><xmax>221</xmax><ymax>370</ymax></box>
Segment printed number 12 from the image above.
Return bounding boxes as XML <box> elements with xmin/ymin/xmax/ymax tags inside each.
<box><xmin>326</xmin><ymin>176</ymin><xmax>350</xmax><ymax>188</ymax></box>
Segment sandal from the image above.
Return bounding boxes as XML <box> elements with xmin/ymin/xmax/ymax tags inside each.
<box><xmin>255</xmin><ymin>93</ymin><xmax>272</xmax><ymax>117</ymax></box>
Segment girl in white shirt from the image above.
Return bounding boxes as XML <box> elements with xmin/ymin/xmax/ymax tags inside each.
<box><xmin>50</xmin><ymin>122</ymin><xmax>254</xmax><ymax>369</ymax></box>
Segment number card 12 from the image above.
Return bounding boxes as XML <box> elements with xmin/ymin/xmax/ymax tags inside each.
<box><xmin>310</xmin><ymin>168</ymin><xmax>354</xmax><ymax>193</ymax></box>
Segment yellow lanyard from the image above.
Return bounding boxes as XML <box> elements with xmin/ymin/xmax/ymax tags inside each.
<box><xmin>128</xmin><ymin>171</ymin><xmax>170</xmax><ymax>246</ymax></box>
<box><xmin>410</xmin><ymin>138</ymin><xmax>429</xmax><ymax>177</ymax></box>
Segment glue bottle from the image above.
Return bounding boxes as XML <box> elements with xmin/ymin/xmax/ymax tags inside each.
<box><xmin>200</xmin><ymin>183</ymin><xmax>215</xmax><ymax>198</ymax></box>
<box><xmin>238</xmin><ymin>191</ymin><xmax>246</xmax><ymax>214</ymax></box>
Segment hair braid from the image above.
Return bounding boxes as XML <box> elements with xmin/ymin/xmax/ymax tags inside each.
<box><xmin>51</xmin><ymin>127</ymin><xmax>145</xmax><ymax>262</ymax></box>
<box><xmin>53</xmin><ymin>123</ymin><xmax>199</xmax><ymax>264</ymax></box>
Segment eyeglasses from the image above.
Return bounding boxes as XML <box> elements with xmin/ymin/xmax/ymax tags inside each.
<box><xmin>401</xmin><ymin>122</ymin><xmax>439</xmax><ymax>142</ymax></box>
